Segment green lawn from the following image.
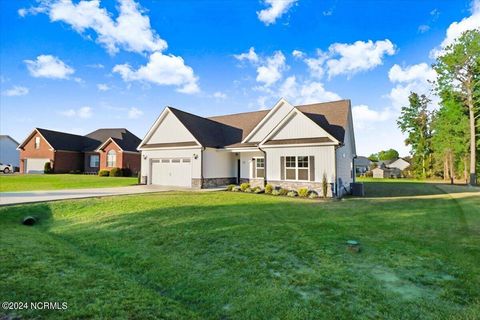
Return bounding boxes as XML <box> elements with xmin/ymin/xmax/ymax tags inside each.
<box><xmin>1</xmin><ymin>182</ymin><xmax>479</xmax><ymax>319</ymax></box>
<box><xmin>0</xmin><ymin>174</ymin><xmax>138</xmax><ymax>192</ymax></box>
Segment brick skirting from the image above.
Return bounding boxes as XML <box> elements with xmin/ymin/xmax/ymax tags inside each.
<box><xmin>192</xmin><ymin>177</ymin><xmax>236</xmax><ymax>189</ymax></box>
<box><xmin>267</xmin><ymin>180</ymin><xmax>335</xmax><ymax>197</ymax></box>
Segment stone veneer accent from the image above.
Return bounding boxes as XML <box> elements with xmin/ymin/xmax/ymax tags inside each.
<box><xmin>268</xmin><ymin>180</ymin><xmax>335</xmax><ymax>198</ymax></box>
<box><xmin>192</xmin><ymin>177</ymin><xmax>236</xmax><ymax>189</ymax></box>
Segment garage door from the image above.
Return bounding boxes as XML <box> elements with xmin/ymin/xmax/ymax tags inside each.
<box><xmin>151</xmin><ymin>158</ymin><xmax>192</xmax><ymax>187</ymax></box>
<box><xmin>25</xmin><ymin>158</ymin><xmax>50</xmax><ymax>174</ymax></box>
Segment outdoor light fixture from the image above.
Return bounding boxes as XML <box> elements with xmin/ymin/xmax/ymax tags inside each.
<box><xmin>143</xmin><ymin>154</ymin><xmax>148</xmax><ymax>160</ymax></box>
<box><xmin>193</xmin><ymin>154</ymin><xmax>198</xmax><ymax>159</ymax></box>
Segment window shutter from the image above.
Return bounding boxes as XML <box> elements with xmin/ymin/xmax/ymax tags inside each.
<box><xmin>309</xmin><ymin>156</ymin><xmax>315</xmax><ymax>181</ymax></box>
<box><xmin>280</xmin><ymin>156</ymin><xmax>285</xmax><ymax>180</ymax></box>
<box><xmin>251</xmin><ymin>160</ymin><xmax>256</xmax><ymax>178</ymax></box>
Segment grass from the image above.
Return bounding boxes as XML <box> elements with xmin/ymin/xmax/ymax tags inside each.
<box><xmin>0</xmin><ymin>174</ymin><xmax>138</xmax><ymax>192</ymax></box>
<box><xmin>1</xmin><ymin>181</ymin><xmax>479</xmax><ymax>319</ymax></box>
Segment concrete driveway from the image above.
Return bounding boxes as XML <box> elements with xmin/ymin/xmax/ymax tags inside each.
<box><xmin>0</xmin><ymin>185</ymin><xmax>220</xmax><ymax>206</ymax></box>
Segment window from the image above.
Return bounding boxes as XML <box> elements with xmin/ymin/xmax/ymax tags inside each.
<box><xmin>107</xmin><ymin>150</ymin><xmax>116</xmax><ymax>167</ymax></box>
<box><xmin>284</xmin><ymin>156</ymin><xmax>309</xmax><ymax>181</ymax></box>
<box><xmin>35</xmin><ymin>137</ymin><xmax>40</xmax><ymax>149</ymax></box>
<box><xmin>90</xmin><ymin>155</ymin><xmax>100</xmax><ymax>168</ymax></box>
<box><xmin>171</xmin><ymin>159</ymin><xmax>181</xmax><ymax>163</ymax></box>
<box><xmin>255</xmin><ymin>158</ymin><xmax>265</xmax><ymax>178</ymax></box>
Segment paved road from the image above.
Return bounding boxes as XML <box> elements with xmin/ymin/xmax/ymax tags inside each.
<box><xmin>0</xmin><ymin>185</ymin><xmax>222</xmax><ymax>206</ymax></box>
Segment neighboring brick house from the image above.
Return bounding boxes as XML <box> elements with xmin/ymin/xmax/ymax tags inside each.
<box><xmin>18</xmin><ymin>128</ymin><xmax>141</xmax><ymax>174</ymax></box>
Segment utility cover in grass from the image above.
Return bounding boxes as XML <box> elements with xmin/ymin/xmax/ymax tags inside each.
<box><xmin>22</xmin><ymin>216</ymin><xmax>37</xmax><ymax>226</ymax></box>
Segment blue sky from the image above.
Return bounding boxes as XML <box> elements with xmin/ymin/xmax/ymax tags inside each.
<box><xmin>1</xmin><ymin>0</ymin><xmax>479</xmax><ymax>156</ymax></box>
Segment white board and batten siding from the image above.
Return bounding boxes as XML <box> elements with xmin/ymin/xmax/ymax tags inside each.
<box><xmin>239</xmin><ymin>151</ymin><xmax>264</xmax><ymax>179</ymax></box>
<box><xmin>245</xmin><ymin>100</ymin><xmax>294</xmax><ymax>143</ymax></box>
<box><xmin>146</xmin><ymin>111</ymin><xmax>197</xmax><ymax>144</ymax></box>
<box><xmin>270</xmin><ymin>112</ymin><xmax>332</xmax><ymax>140</ymax></box>
<box><xmin>335</xmin><ymin>119</ymin><xmax>355</xmax><ymax>195</ymax></box>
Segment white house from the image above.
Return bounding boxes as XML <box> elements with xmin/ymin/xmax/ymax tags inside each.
<box><xmin>0</xmin><ymin>135</ymin><xmax>19</xmax><ymax>167</ymax></box>
<box><xmin>138</xmin><ymin>98</ymin><xmax>356</xmax><ymax>197</ymax></box>
<box><xmin>389</xmin><ymin>158</ymin><xmax>410</xmax><ymax>171</ymax></box>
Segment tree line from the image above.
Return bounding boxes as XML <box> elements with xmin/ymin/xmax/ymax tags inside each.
<box><xmin>397</xmin><ymin>30</ymin><xmax>479</xmax><ymax>185</ymax></box>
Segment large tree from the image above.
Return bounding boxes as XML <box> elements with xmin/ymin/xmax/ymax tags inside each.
<box><xmin>434</xmin><ymin>29</ymin><xmax>480</xmax><ymax>185</ymax></box>
<box><xmin>397</xmin><ymin>92</ymin><xmax>434</xmax><ymax>178</ymax></box>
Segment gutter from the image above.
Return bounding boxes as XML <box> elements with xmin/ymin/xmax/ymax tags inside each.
<box><xmin>353</xmin><ymin>155</ymin><xmax>357</xmax><ymax>184</ymax></box>
<box><xmin>200</xmin><ymin>146</ymin><xmax>206</xmax><ymax>189</ymax></box>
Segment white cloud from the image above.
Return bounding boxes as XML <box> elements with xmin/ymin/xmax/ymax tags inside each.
<box><xmin>30</xmin><ymin>0</ymin><xmax>167</xmax><ymax>55</ymax></box>
<box><xmin>387</xmin><ymin>63</ymin><xmax>437</xmax><ymax>110</ymax></box>
<box><xmin>213</xmin><ymin>91</ymin><xmax>227</xmax><ymax>99</ymax></box>
<box><xmin>60</xmin><ymin>106</ymin><xmax>93</xmax><ymax>119</ymax></box>
<box><xmin>304</xmin><ymin>50</ymin><xmax>328</xmax><ymax>78</ymax></box>
<box><xmin>128</xmin><ymin>107</ymin><xmax>143</xmax><ymax>119</ymax></box>
<box><xmin>257</xmin><ymin>0</ymin><xmax>297</xmax><ymax>26</ymax></box>
<box><xmin>24</xmin><ymin>55</ymin><xmax>75</xmax><ymax>79</ymax></box>
<box><xmin>97</xmin><ymin>83</ymin><xmax>110</xmax><ymax>91</ymax></box>
<box><xmin>325</xmin><ymin>40</ymin><xmax>396</xmax><ymax>78</ymax></box>
<box><xmin>388</xmin><ymin>63</ymin><xmax>436</xmax><ymax>84</ymax></box>
<box><xmin>2</xmin><ymin>86</ymin><xmax>29</xmax><ymax>97</ymax></box>
<box><xmin>256</xmin><ymin>51</ymin><xmax>286</xmax><ymax>86</ymax></box>
<box><xmin>87</xmin><ymin>63</ymin><xmax>104</xmax><ymax>69</ymax></box>
<box><xmin>431</xmin><ymin>0</ymin><xmax>480</xmax><ymax>57</ymax></box>
<box><xmin>418</xmin><ymin>24</ymin><xmax>430</xmax><ymax>33</ymax></box>
<box><xmin>292</xmin><ymin>49</ymin><xmax>305</xmax><ymax>59</ymax></box>
<box><xmin>279</xmin><ymin>76</ymin><xmax>341</xmax><ymax>104</ymax></box>
<box><xmin>113</xmin><ymin>52</ymin><xmax>199</xmax><ymax>94</ymax></box>
<box><xmin>352</xmin><ymin>104</ymin><xmax>392</xmax><ymax>130</ymax></box>
<box><xmin>234</xmin><ymin>47</ymin><xmax>259</xmax><ymax>63</ymax></box>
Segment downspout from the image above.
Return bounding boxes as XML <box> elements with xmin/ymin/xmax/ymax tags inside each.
<box><xmin>352</xmin><ymin>155</ymin><xmax>357</xmax><ymax>184</ymax></box>
<box><xmin>200</xmin><ymin>147</ymin><xmax>205</xmax><ymax>189</ymax></box>
<box><xmin>258</xmin><ymin>145</ymin><xmax>267</xmax><ymax>187</ymax></box>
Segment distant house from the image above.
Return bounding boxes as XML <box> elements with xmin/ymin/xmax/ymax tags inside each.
<box><xmin>0</xmin><ymin>135</ymin><xmax>20</xmax><ymax>167</ymax></box>
<box><xmin>372</xmin><ymin>158</ymin><xmax>409</xmax><ymax>178</ymax></box>
<box><xmin>372</xmin><ymin>166</ymin><xmax>402</xmax><ymax>178</ymax></box>
<box><xmin>17</xmin><ymin>128</ymin><xmax>141</xmax><ymax>174</ymax></box>
<box><xmin>389</xmin><ymin>158</ymin><xmax>410</xmax><ymax>171</ymax></box>
<box><xmin>354</xmin><ymin>156</ymin><xmax>371</xmax><ymax>175</ymax></box>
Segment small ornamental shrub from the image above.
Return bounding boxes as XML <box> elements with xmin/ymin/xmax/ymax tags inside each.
<box><xmin>98</xmin><ymin>169</ymin><xmax>110</xmax><ymax>177</ymax></box>
<box><xmin>265</xmin><ymin>184</ymin><xmax>273</xmax><ymax>194</ymax></box>
<box><xmin>233</xmin><ymin>186</ymin><xmax>242</xmax><ymax>192</ymax></box>
<box><xmin>271</xmin><ymin>189</ymin><xmax>280</xmax><ymax>196</ymax></box>
<box><xmin>122</xmin><ymin>168</ymin><xmax>132</xmax><ymax>177</ymax></box>
<box><xmin>287</xmin><ymin>190</ymin><xmax>298</xmax><ymax>197</ymax></box>
<box><xmin>240</xmin><ymin>183</ymin><xmax>250</xmax><ymax>192</ymax></box>
<box><xmin>298</xmin><ymin>188</ymin><xmax>309</xmax><ymax>197</ymax></box>
<box><xmin>44</xmin><ymin>162</ymin><xmax>53</xmax><ymax>174</ymax></box>
<box><xmin>308</xmin><ymin>190</ymin><xmax>319</xmax><ymax>199</ymax></box>
<box><xmin>279</xmin><ymin>188</ymin><xmax>289</xmax><ymax>196</ymax></box>
<box><xmin>254</xmin><ymin>187</ymin><xmax>264</xmax><ymax>194</ymax></box>
<box><xmin>226</xmin><ymin>184</ymin><xmax>236</xmax><ymax>191</ymax></box>
<box><xmin>322</xmin><ymin>173</ymin><xmax>329</xmax><ymax>198</ymax></box>
<box><xmin>110</xmin><ymin>167</ymin><xmax>123</xmax><ymax>177</ymax></box>
<box><xmin>245</xmin><ymin>187</ymin><xmax>253</xmax><ymax>193</ymax></box>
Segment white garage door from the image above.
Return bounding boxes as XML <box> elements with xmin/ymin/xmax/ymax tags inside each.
<box><xmin>25</xmin><ymin>158</ymin><xmax>50</xmax><ymax>174</ymax></box>
<box><xmin>151</xmin><ymin>158</ymin><xmax>192</xmax><ymax>187</ymax></box>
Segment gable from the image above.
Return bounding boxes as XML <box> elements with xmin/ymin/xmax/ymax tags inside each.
<box><xmin>269</xmin><ymin>111</ymin><xmax>334</xmax><ymax>141</ymax></box>
<box><xmin>244</xmin><ymin>98</ymin><xmax>294</xmax><ymax>143</ymax></box>
<box><xmin>142</xmin><ymin>109</ymin><xmax>198</xmax><ymax>146</ymax></box>
<box><xmin>19</xmin><ymin>130</ymin><xmax>54</xmax><ymax>151</ymax></box>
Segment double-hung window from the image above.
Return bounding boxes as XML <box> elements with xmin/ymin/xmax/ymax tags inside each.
<box><xmin>285</xmin><ymin>156</ymin><xmax>309</xmax><ymax>181</ymax></box>
<box><xmin>90</xmin><ymin>155</ymin><xmax>100</xmax><ymax>168</ymax></box>
<box><xmin>107</xmin><ymin>150</ymin><xmax>117</xmax><ymax>167</ymax></box>
<box><xmin>34</xmin><ymin>137</ymin><xmax>40</xmax><ymax>149</ymax></box>
<box><xmin>255</xmin><ymin>158</ymin><xmax>265</xmax><ymax>178</ymax></box>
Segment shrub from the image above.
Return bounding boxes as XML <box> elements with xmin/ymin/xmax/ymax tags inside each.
<box><xmin>322</xmin><ymin>173</ymin><xmax>329</xmax><ymax>198</ymax></box>
<box><xmin>240</xmin><ymin>183</ymin><xmax>250</xmax><ymax>192</ymax></box>
<box><xmin>109</xmin><ymin>167</ymin><xmax>123</xmax><ymax>177</ymax></box>
<box><xmin>287</xmin><ymin>190</ymin><xmax>298</xmax><ymax>197</ymax></box>
<box><xmin>279</xmin><ymin>188</ymin><xmax>289</xmax><ymax>196</ymax></box>
<box><xmin>308</xmin><ymin>190</ymin><xmax>319</xmax><ymax>199</ymax></box>
<box><xmin>98</xmin><ymin>169</ymin><xmax>110</xmax><ymax>177</ymax></box>
<box><xmin>254</xmin><ymin>187</ymin><xmax>264</xmax><ymax>194</ymax></box>
<box><xmin>232</xmin><ymin>186</ymin><xmax>242</xmax><ymax>192</ymax></box>
<box><xmin>122</xmin><ymin>168</ymin><xmax>132</xmax><ymax>177</ymax></box>
<box><xmin>298</xmin><ymin>187</ymin><xmax>309</xmax><ymax>197</ymax></box>
<box><xmin>271</xmin><ymin>189</ymin><xmax>280</xmax><ymax>196</ymax></box>
<box><xmin>245</xmin><ymin>187</ymin><xmax>253</xmax><ymax>193</ymax></box>
<box><xmin>265</xmin><ymin>184</ymin><xmax>273</xmax><ymax>194</ymax></box>
<box><xmin>226</xmin><ymin>184</ymin><xmax>236</xmax><ymax>191</ymax></box>
<box><xmin>44</xmin><ymin>162</ymin><xmax>53</xmax><ymax>174</ymax></box>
